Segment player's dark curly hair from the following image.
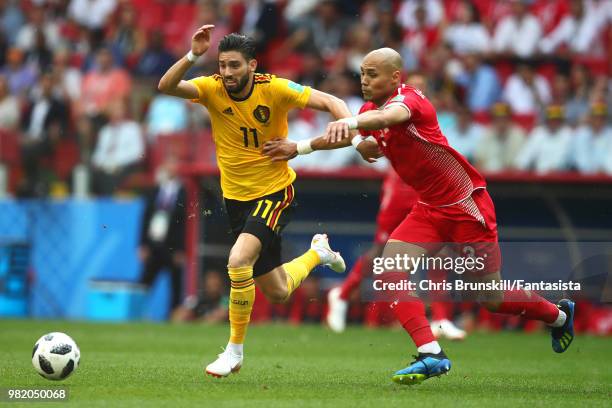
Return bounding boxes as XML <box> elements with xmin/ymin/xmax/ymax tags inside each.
<box><xmin>218</xmin><ymin>33</ymin><xmax>256</xmax><ymax>61</ymax></box>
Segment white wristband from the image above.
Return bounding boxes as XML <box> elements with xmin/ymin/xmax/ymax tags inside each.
<box><xmin>296</xmin><ymin>139</ymin><xmax>313</xmax><ymax>155</ymax></box>
<box><xmin>338</xmin><ymin>117</ymin><xmax>358</xmax><ymax>130</ymax></box>
<box><xmin>186</xmin><ymin>50</ymin><xmax>199</xmax><ymax>63</ymax></box>
<box><xmin>351</xmin><ymin>135</ymin><xmax>365</xmax><ymax>148</ymax></box>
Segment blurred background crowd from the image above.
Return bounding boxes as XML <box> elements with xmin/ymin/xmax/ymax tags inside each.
<box><xmin>0</xmin><ymin>0</ymin><xmax>611</xmax><ymax>197</ymax></box>
<box><xmin>0</xmin><ymin>0</ymin><xmax>611</xmax><ymax>334</ymax></box>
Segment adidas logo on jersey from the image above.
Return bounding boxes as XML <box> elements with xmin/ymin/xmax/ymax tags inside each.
<box><xmin>223</xmin><ymin>107</ymin><xmax>234</xmax><ymax>115</ymax></box>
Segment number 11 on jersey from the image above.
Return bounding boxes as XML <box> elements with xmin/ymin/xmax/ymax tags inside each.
<box><xmin>240</xmin><ymin>127</ymin><xmax>259</xmax><ymax>148</ymax></box>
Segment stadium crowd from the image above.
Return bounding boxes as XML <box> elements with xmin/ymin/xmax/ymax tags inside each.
<box><xmin>0</xmin><ymin>0</ymin><xmax>611</xmax><ymax>196</ymax></box>
<box><xmin>0</xmin><ymin>0</ymin><xmax>611</xmax><ymax>334</ymax></box>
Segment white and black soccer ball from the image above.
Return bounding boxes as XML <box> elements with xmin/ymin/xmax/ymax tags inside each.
<box><xmin>32</xmin><ymin>332</ymin><xmax>80</xmax><ymax>380</ymax></box>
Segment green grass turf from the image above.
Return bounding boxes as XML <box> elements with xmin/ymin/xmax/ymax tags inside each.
<box><xmin>0</xmin><ymin>319</ymin><xmax>610</xmax><ymax>407</ymax></box>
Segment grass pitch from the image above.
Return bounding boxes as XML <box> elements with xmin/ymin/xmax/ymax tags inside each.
<box><xmin>1</xmin><ymin>319</ymin><xmax>610</xmax><ymax>407</ymax></box>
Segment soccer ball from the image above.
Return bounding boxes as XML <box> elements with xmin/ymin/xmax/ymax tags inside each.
<box><xmin>31</xmin><ymin>332</ymin><xmax>80</xmax><ymax>380</ymax></box>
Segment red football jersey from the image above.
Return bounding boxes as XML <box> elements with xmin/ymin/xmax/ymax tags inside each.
<box><xmin>359</xmin><ymin>85</ymin><xmax>486</xmax><ymax>207</ymax></box>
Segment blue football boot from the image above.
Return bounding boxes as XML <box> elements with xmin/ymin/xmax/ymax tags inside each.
<box><xmin>551</xmin><ymin>299</ymin><xmax>575</xmax><ymax>353</ymax></box>
<box><xmin>392</xmin><ymin>351</ymin><xmax>451</xmax><ymax>385</ymax></box>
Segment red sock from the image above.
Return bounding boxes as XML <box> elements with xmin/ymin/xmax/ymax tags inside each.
<box><xmin>495</xmin><ymin>290</ymin><xmax>560</xmax><ymax>324</ymax></box>
<box><xmin>339</xmin><ymin>256</ymin><xmax>365</xmax><ymax>300</ymax></box>
<box><xmin>390</xmin><ymin>299</ymin><xmax>436</xmax><ymax>347</ymax></box>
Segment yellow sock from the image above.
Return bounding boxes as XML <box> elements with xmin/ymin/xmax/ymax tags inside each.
<box><xmin>283</xmin><ymin>249</ymin><xmax>321</xmax><ymax>297</ymax></box>
<box><xmin>228</xmin><ymin>266</ymin><xmax>255</xmax><ymax>344</ymax></box>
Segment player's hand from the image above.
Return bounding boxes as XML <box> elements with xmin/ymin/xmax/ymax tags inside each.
<box><xmin>191</xmin><ymin>24</ymin><xmax>215</xmax><ymax>56</ymax></box>
<box><xmin>325</xmin><ymin>120</ymin><xmax>351</xmax><ymax>143</ymax></box>
<box><xmin>262</xmin><ymin>138</ymin><xmax>298</xmax><ymax>161</ymax></box>
<box><xmin>356</xmin><ymin>140</ymin><xmax>383</xmax><ymax>163</ymax></box>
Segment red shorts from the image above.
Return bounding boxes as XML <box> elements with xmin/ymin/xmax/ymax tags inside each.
<box><xmin>389</xmin><ymin>189</ymin><xmax>501</xmax><ymax>274</ymax></box>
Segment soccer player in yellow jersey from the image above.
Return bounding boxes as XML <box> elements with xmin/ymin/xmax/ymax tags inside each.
<box><xmin>158</xmin><ymin>25</ymin><xmax>350</xmax><ymax>377</ymax></box>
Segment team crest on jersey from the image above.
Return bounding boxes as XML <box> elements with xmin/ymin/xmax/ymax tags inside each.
<box><xmin>253</xmin><ymin>105</ymin><xmax>270</xmax><ymax>123</ymax></box>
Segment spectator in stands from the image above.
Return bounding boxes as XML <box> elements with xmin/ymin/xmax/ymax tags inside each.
<box><xmin>79</xmin><ymin>46</ymin><xmax>132</xmax><ymax>126</ymax></box>
<box><xmin>50</xmin><ymin>48</ymin><xmax>82</xmax><ymax>103</ymax></box>
<box><xmin>135</xmin><ymin>31</ymin><xmax>175</xmax><ymax>79</ymax></box>
<box><xmin>144</xmin><ymin>89</ymin><xmax>190</xmax><ymax>142</ymax></box>
<box><xmin>15</xmin><ymin>4</ymin><xmax>63</xmax><ymax>52</ymax></box>
<box><xmin>238</xmin><ymin>0</ymin><xmax>281</xmax><ymax>54</ymax></box>
<box><xmin>0</xmin><ymin>74</ymin><xmax>19</xmax><ymax>131</ymax></box>
<box><xmin>443</xmin><ymin>0</ymin><xmax>491</xmax><ymax>55</ymax></box>
<box><xmin>452</xmin><ymin>53</ymin><xmax>501</xmax><ymax>113</ymax></box>
<box><xmin>171</xmin><ymin>269</ymin><xmax>229</xmax><ymax>323</ymax></box>
<box><xmin>443</xmin><ymin>106</ymin><xmax>484</xmax><ymax>162</ymax></box>
<box><xmin>492</xmin><ymin>0</ymin><xmax>542</xmax><ymax>58</ymax></box>
<box><xmin>572</xmin><ymin>103</ymin><xmax>612</xmax><ymax>174</ymax></box>
<box><xmin>287</xmin><ymin>0</ymin><xmax>351</xmax><ymax>59</ymax></box>
<box><xmin>19</xmin><ymin>71</ymin><xmax>68</xmax><ymax>197</ymax></box>
<box><xmin>539</xmin><ymin>0</ymin><xmax>608</xmax><ymax>58</ymax></box>
<box><xmin>402</xmin><ymin>1</ymin><xmax>441</xmax><ymax>68</ymax></box>
<box><xmin>515</xmin><ymin>105</ymin><xmax>573</xmax><ymax>173</ymax></box>
<box><xmin>0</xmin><ymin>29</ymin><xmax>7</xmax><ymax>67</ymax></box>
<box><xmin>90</xmin><ymin>100</ymin><xmax>144</xmax><ymax>195</ymax></box>
<box><xmin>567</xmin><ymin>63</ymin><xmax>600</xmax><ymax>124</ymax></box>
<box><xmin>0</xmin><ymin>0</ymin><xmax>25</xmax><ymax>46</ymax></box>
<box><xmin>502</xmin><ymin>63</ymin><xmax>551</xmax><ymax>116</ymax></box>
<box><xmin>107</xmin><ymin>3</ymin><xmax>146</xmax><ymax>68</ymax></box>
<box><xmin>138</xmin><ymin>155</ymin><xmax>186</xmax><ymax>317</ymax></box>
<box><xmin>284</xmin><ymin>0</ymin><xmax>320</xmax><ymax>25</ymax></box>
<box><xmin>343</xmin><ymin>23</ymin><xmax>374</xmax><ymax>77</ymax></box>
<box><xmin>25</xmin><ymin>29</ymin><xmax>53</xmax><ymax>73</ymax></box>
<box><xmin>474</xmin><ymin>102</ymin><xmax>526</xmax><ymax>172</ymax></box>
<box><xmin>68</xmin><ymin>0</ymin><xmax>117</xmax><ymax>32</ymax></box>
<box><xmin>295</xmin><ymin>50</ymin><xmax>326</xmax><ymax>89</ymax></box>
<box><xmin>397</xmin><ymin>0</ymin><xmax>444</xmax><ymax>32</ymax></box>
<box><xmin>1</xmin><ymin>47</ymin><xmax>37</xmax><ymax>97</ymax></box>
<box><xmin>181</xmin><ymin>0</ymin><xmax>229</xmax><ymax>68</ymax></box>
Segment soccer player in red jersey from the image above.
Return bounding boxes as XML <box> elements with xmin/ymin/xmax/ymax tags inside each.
<box><xmin>263</xmin><ymin>48</ymin><xmax>575</xmax><ymax>385</ymax></box>
<box><xmin>326</xmin><ymin>166</ymin><xmax>467</xmax><ymax>340</ymax></box>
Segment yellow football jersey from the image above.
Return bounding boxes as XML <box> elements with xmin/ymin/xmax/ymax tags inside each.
<box><xmin>189</xmin><ymin>73</ymin><xmax>311</xmax><ymax>201</ymax></box>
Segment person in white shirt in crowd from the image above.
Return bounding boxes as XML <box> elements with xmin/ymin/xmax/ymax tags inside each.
<box><xmin>539</xmin><ymin>0</ymin><xmax>609</xmax><ymax>58</ymax></box>
<box><xmin>572</xmin><ymin>103</ymin><xmax>612</xmax><ymax>174</ymax></box>
<box><xmin>444</xmin><ymin>0</ymin><xmax>491</xmax><ymax>56</ymax></box>
<box><xmin>50</xmin><ymin>48</ymin><xmax>82</xmax><ymax>104</ymax></box>
<box><xmin>397</xmin><ymin>0</ymin><xmax>444</xmax><ymax>31</ymax></box>
<box><xmin>91</xmin><ymin>100</ymin><xmax>144</xmax><ymax>195</ymax></box>
<box><xmin>515</xmin><ymin>105</ymin><xmax>574</xmax><ymax>174</ymax></box>
<box><xmin>443</xmin><ymin>106</ymin><xmax>484</xmax><ymax>163</ymax></box>
<box><xmin>15</xmin><ymin>4</ymin><xmax>63</xmax><ymax>52</ymax></box>
<box><xmin>493</xmin><ymin>0</ymin><xmax>543</xmax><ymax>58</ymax></box>
<box><xmin>68</xmin><ymin>0</ymin><xmax>117</xmax><ymax>31</ymax></box>
<box><xmin>503</xmin><ymin>63</ymin><xmax>551</xmax><ymax>116</ymax></box>
<box><xmin>0</xmin><ymin>74</ymin><xmax>19</xmax><ymax>131</ymax></box>
<box><xmin>144</xmin><ymin>90</ymin><xmax>190</xmax><ymax>143</ymax></box>
<box><xmin>474</xmin><ymin>102</ymin><xmax>527</xmax><ymax>172</ymax></box>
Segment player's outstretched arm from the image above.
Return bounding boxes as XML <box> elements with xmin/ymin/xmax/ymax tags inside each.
<box><xmin>305</xmin><ymin>89</ymin><xmax>354</xmax><ymax>121</ymax></box>
<box><xmin>262</xmin><ymin>135</ymin><xmax>352</xmax><ymax>162</ymax></box>
<box><xmin>158</xmin><ymin>24</ymin><xmax>215</xmax><ymax>99</ymax></box>
<box><xmin>262</xmin><ymin>134</ymin><xmax>382</xmax><ymax>164</ymax></box>
<box><xmin>325</xmin><ymin>105</ymin><xmax>411</xmax><ymax>143</ymax></box>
